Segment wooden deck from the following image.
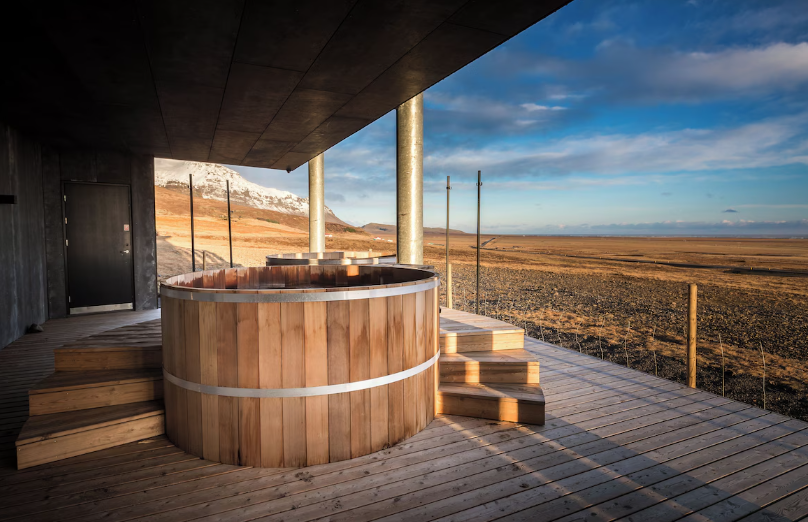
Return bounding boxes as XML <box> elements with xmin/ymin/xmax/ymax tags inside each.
<box><xmin>1</xmin><ymin>310</ymin><xmax>808</xmax><ymax>521</ymax></box>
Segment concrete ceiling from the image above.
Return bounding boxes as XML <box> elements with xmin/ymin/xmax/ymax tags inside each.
<box><xmin>0</xmin><ymin>0</ymin><xmax>570</xmax><ymax>172</ymax></box>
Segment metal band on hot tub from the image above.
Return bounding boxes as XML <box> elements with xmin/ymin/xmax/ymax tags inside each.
<box><xmin>161</xmin><ymin>277</ymin><xmax>439</xmax><ymax>303</ymax></box>
<box><xmin>163</xmin><ymin>351</ymin><xmax>440</xmax><ymax>398</ymax></box>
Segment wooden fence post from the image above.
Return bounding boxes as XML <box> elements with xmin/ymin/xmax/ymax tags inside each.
<box><xmin>202</xmin><ymin>251</ymin><xmax>207</xmax><ymax>271</ymax></box>
<box><xmin>687</xmin><ymin>283</ymin><xmax>697</xmax><ymax>388</ymax></box>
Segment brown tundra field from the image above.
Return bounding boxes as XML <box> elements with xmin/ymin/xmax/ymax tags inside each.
<box><xmin>156</xmin><ymin>186</ymin><xmax>808</xmax><ymax>421</ymax></box>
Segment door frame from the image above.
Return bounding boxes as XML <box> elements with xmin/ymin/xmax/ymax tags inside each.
<box><xmin>61</xmin><ymin>181</ymin><xmax>136</xmax><ymax>315</ymax></box>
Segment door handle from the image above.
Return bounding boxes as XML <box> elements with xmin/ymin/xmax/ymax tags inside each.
<box><xmin>121</xmin><ymin>250</ymin><xmax>130</xmax><ymax>254</ymax></box>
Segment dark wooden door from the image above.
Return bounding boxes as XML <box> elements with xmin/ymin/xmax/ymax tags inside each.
<box><xmin>64</xmin><ymin>183</ymin><xmax>134</xmax><ymax>312</ymax></box>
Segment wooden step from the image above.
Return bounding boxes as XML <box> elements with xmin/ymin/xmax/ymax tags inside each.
<box><xmin>28</xmin><ymin>370</ymin><xmax>164</xmax><ymax>415</ymax></box>
<box><xmin>439</xmin><ymin>349</ymin><xmax>539</xmax><ymax>384</ymax></box>
<box><xmin>440</xmin><ymin>308</ymin><xmax>524</xmax><ymax>353</ymax></box>
<box><xmin>437</xmin><ymin>383</ymin><xmax>545</xmax><ymax>425</ymax></box>
<box><xmin>15</xmin><ymin>401</ymin><xmax>165</xmax><ymax>469</ymax></box>
<box><xmin>54</xmin><ymin>319</ymin><xmax>163</xmax><ymax>370</ymax></box>
<box><xmin>54</xmin><ymin>345</ymin><xmax>162</xmax><ymax>370</ymax></box>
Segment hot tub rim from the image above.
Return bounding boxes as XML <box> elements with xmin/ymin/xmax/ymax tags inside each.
<box><xmin>161</xmin><ymin>265</ymin><xmax>440</xmax><ymax>303</ymax></box>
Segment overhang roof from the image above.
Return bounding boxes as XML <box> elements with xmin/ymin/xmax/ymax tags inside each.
<box><xmin>0</xmin><ymin>1</ymin><xmax>569</xmax><ymax>171</ymax></box>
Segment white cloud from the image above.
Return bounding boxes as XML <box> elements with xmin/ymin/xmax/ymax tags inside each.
<box><xmin>425</xmin><ymin>112</ymin><xmax>808</xmax><ymax>178</ymax></box>
<box><xmin>533</xmin><ymin>41</ymin><xmax>808</xmax><ymax>103</ymax></box>
<box><xmin>422</xmin><ymin>92</ymin><xmax>571</xmax><ymax>137</ymax></box>
<box><xmin>656</xmin><ymin>43</ymin><xmax>808</xmax><ymax>94</ymax></box>
<box><xmin>520</xmin><ymin>103</ymin><xmax>567</xmax><ymax>112</ymax></box>
<box><xmin>718</xmin><ymin>2</ymin><xmax>808</xmax><ymax>36</ymax></box>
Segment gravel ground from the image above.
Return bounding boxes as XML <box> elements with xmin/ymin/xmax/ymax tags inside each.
<box><xmin>434</xmin><ymin>262</ymin><xmax>808</xmax><ymax>422</ymax></box>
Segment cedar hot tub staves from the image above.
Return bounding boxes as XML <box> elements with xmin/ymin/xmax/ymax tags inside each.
<box><xmin>160</xmin><ymin>264</ymin><xmax>440</xmax><ymax>468</ymax></box>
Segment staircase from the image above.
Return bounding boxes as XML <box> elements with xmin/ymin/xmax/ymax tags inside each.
<box><xmin>436</xmin><ymin>308</ymin><xmax>545</xmax><ymax>425</ymax></box>
<box><xmin>15</xmin><ymin>320</ymin><xmax>165</xmax><ymax>469</ymax></box>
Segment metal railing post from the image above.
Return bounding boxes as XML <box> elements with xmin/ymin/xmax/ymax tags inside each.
<box><xmin>476</xmin><ymin>170</ymin><xmax>482</xmax><ymax>315</ymax></box>
<box><xmin>447</xmin><ymin>263</ymin><xmax>453</xmax><ymax>309</ymax></box>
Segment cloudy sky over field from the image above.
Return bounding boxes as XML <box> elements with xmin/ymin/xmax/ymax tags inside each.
<box><xmin>232</xmin><ymin>0</ymin><xmax>808</xmax><ymax>235</ymax></box>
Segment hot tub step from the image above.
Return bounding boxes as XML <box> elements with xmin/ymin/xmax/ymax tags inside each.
<box><xmin>15</xmin><ymin>401</ymin><xmax>165</xmax><ymax>469</ymax></box>
<box><xmin>28</xmin><ymin>369</ymin><xmax>164</xmax><ymax>415</ymax></box>
<box><xmin>439</xmin><ymin>349</ymin><xmax>539</xmax><ymax>384</ymax></box>
<box><xmin>55</xmin><ymin>345</ymin><xmax>163</xmax><ymax>370</ymax></box>
<box><xmin>437</xmin><ymin>383</ymin><xmax>545</xmax><ymax>425</ymax></box>
<box><xmin>54</xmin><ymin>319</ymin><xmax>163</xmax><ymax>370</ymax></box>
<box><xmin>440</xmin><ymin>309</ymin><xmax>524</xmax><ymax>353</ymax></box>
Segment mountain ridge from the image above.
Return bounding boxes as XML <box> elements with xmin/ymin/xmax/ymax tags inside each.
<box><xmin>154</xmin><ymin>160</ymin><xmax>346</xmax><ymax>224</ymax></box>
<box><xmin>362</xmin><ymin>222</ymin><xmax>469</xmax><ymax>236</ymax></box>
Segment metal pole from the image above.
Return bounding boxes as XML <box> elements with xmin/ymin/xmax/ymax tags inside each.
<box><xmin>446</xmin><ymin>175</ymin><xmax>451</xmax><ymax>307</ymax></box>
<box><xmin>226</xmin><ymin>180</ymin><xmax>233</xmax><ymax>268</ymax></box>
<box><xmin>308</xmin><ymin>153</ymin><xmax>325</xmax><ymax>252</ymax></box>
<box><xmin>446</xmin><ymin>175</ymin><xmax>451</xmax><ymax>277</ymax></box>
<box><xmin>396</xmin><ymin>93</ymin><xmax>424</xmax><ymax>265</ymax></box>
<box><xmin>189</xmin><ymin>174</ymin><xmax>195</xmax><ymax>272</ymax></box>
<box><xmin>687</xmin><ymin>283</ymin><xmax>698</xmax><ymax>388</ymax></box>
<box><xmin>476</xmin><ymin>170</ymin><xmax>482</xmax><ymax>315</ymax></box>
<box><xmin>447</xmin><ymin>263</ymin><xmax>453</xmax><ymax>309</ymax></box>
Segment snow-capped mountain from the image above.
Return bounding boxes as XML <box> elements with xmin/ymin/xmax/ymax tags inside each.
<box><xmin>154</xmin><ymin>160</ymin><xmax>343</xmax><ymax>222</ymax></box>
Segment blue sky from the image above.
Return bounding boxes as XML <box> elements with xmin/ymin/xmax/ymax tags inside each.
<box><xmin>231</xmin><ymin>0</ymin><xmax>808</xmax><ymax>236</ymax></box>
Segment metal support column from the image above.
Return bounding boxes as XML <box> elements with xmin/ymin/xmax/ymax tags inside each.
<box><xmin>308</xmin><ymin>153</ymin><xmax>325</xmax><ymax>253</ymax></box>
<box><xmin>396</xmin><ymin>93</ymin><xmax>424</xmax><ymax>265</ymax></box>
<box><xmin>189</xmin><ymin>174</ymin><xmax>195</xmax><ymax>272</ymax></box>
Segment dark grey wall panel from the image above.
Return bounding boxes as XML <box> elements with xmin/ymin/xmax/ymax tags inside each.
<box><xmin>96</xmin><ymin>150</ymin><xmax>131</xmax><ymax>184</ymax></box>
<box><xmin>2</xmin><ymin>120</ymin><xmax>158</xmax><ymax>349</ymax></box>
<box><xmin>131</xmin><ymin>154</ymin><xmax>158</xmax><ymax>311</ymax></box>
<box><xmin>59</xmin><ymin>151</ymin><xmax>97</xmax><ymax>181</ymax></box>
<box><xmin>0</xmin><ymin>125</ymin><xmax>19</xmax><ymax>348</ymax></box>
<box><xmin>0</xmin><ymin>123</ymin><xmax>47</xmax><ymax>350</ymax></box>
<box><xmin>53</xmin><ymin>149</ymin><xmax>156</xmax><ymax>315</ymax></box>
<box><xmin>42</xmin><ymin>146</ymin><xmax>66</xmax><ymax>318</ymax></box>
<box><xmin>18</xmin><ymin>131</ymin><xmax>46</xmax><ymax>332</ymax></box>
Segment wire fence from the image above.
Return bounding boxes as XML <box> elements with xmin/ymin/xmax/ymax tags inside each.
<box><xmin>435</xmin><ymin>262</ymin><xmax>808</xmax><ymax>422</ymax></box>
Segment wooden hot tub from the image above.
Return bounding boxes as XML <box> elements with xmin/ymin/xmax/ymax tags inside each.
<box><xmin>266</xmin><ymin>250</ymin><xmax>396</xmax><ymax>266</ymax></box>
<box><xmin>160</xmin><ymin>265</ymin><xmax>439</xmax><ymax>467</ymax></box>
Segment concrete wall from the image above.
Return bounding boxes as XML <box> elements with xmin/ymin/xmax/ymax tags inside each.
<box><xmin>1</xmin><ymin>121</ymin><xmax>158</xmax><ymax>349</ymax></box>
<box><xmin>0</xmin><ymin>123</ymin><xmax>48</xmax><ymax>350</ymax></box>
